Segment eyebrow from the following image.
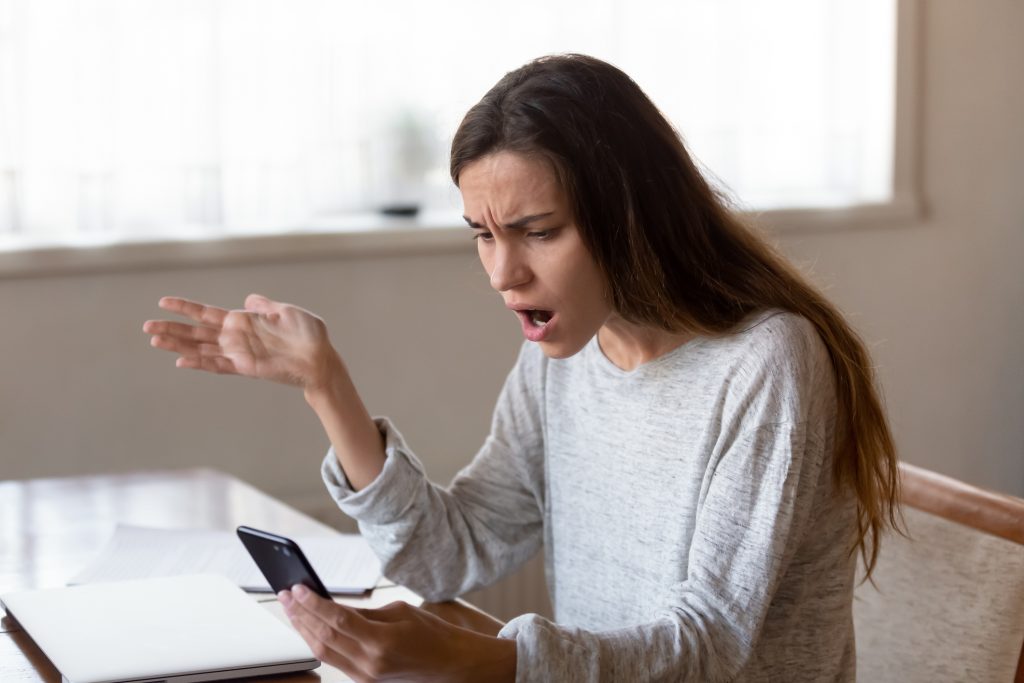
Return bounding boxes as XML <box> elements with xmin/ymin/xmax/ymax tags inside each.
<box><xmin>462</xmin><ymin>212</ymin><xmax>555</xmax><ymax>230</ymax></box>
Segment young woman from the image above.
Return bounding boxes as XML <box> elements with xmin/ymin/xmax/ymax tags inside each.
<box><xmin>144</xmin><ymin>54</ymin><xmax>899</xmax><ymax>682</ymax></box>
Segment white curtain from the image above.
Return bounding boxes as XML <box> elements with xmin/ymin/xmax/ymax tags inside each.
<box><xmin>0</xmin><ymin>0</ymin><xmax>895</xmax><ymax>243</ymax></box>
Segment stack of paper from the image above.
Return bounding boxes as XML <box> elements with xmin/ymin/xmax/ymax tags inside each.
<box><xmin>69</xmin><ymin>524</ymin><xmax>381</xmax><ymax>594</ymax></box>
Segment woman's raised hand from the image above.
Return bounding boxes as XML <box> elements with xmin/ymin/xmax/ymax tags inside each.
<box><xmin>143</xmin><ymin>294</ymin><xmax>339</xmax><ymax>391</ymax></box>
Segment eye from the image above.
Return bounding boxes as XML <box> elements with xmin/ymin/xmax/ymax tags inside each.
<box><xmin>472</xmin><ymin>231</ymin><xmax>493</xmax><ymax>242</ymax></box>
<box><xmin>527</xmin><ymin>229</ymin><xmax>553</xmax><ymax>240</ymax></box>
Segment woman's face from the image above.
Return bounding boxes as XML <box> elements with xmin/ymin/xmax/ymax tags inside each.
<box><xmin>459</xmin><ymin>151</ymin><xmax>612</xmax><ymax>359</ymax></box>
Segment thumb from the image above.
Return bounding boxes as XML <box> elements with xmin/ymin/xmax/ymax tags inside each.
<box><xmin>244</xmin><ymin>293</ymin><xmax>275</xmax><ymax>313</ymax></box>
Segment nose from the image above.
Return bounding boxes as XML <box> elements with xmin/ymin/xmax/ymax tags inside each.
<box><xmin>487</xmin><ymin>242</ymin><xmax>531</xmax><ymax>292</ymax></box>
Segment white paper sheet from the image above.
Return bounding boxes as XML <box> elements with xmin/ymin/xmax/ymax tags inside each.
<box><xmin>69</xmin><ymin>524</ymin><xmax>382</xmax><ymax>594</ymax></box>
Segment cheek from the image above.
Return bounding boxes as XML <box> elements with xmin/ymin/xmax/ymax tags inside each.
<box><xmin>567</xmin><ymin>258</ymin><xmax>608</xmax><ymax>312</ymax></box>
<box><xmin>476</xmin><ymin>243</ymin><xmax>493</xmax><ymax>274</ymax></box>
<box><xmin>583</xmin><ymin>290</ymin><xmax>610</xmax><ymax>324</ymax></box>
<box><xmin>578</xmin><ymin>290</ymin><xmax>610</xmax><ymax>331</ymax></box>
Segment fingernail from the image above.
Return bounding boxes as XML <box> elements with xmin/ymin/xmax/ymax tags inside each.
<box><xmin>278</xmin><ymin>590</ymin><xmax>293</xmax><ymax>607</ymax></box>
<box><xmin>293</xmin><ymin>584</ymin><xmax>310</xmax><ymax>600</ymax></box>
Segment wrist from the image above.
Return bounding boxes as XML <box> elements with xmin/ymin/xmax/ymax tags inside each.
<box><xmin>301</xmin><ymin>350</ymin><xmax>385</xmax><ymax>491</ymax></box>
<box><xmin>303</xmin><ymin>349</ymin><xmax>346</xmax><ymax>407</ymax></box>
<box><xmin>493</xmin><ymin>636</ymin><xmax>517</xmax><ymax>683</ymax></box>
<box><xmin>462</xmin><ymin>634</ymin><xmax>516</xmax><ymax>683</ymax></box>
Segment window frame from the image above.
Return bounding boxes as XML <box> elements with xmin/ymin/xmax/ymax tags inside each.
<box><xmin>0</xmin><ymin>0</ymin><xmax>923</xmax><ymax>279</ymax></box>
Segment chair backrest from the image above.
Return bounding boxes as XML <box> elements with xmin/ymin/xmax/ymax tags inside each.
<box><xmin>853</xmin><ymin>462</ymin><xmax>1024</xmax><ymax>683</ymax></box>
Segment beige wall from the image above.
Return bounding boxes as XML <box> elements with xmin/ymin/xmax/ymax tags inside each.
<box><xmin>0</xmin><ymin>253</ymin><xmax>522</xmax><ymax>528</ymax></box>
<box><xmin>779</xmin><ymin>1</ymin><xmax>1024</xmax><ymax>492</ymax></box>
<box><xmin>1</xmin><ymin>0</ymin><xmax>1021</xmax><ymax>528</ymax></box>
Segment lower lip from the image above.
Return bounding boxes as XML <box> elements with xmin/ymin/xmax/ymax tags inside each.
<box><xmin>516</xmin><ymin>311</ymin><xmax>556</xmax><ymax>342</ymax></box>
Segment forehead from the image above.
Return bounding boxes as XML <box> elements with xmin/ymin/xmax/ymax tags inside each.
<box><xmin>459</xmin><ymin>152</ymin><xmax>565</xmax><ymax>217</ymax></box>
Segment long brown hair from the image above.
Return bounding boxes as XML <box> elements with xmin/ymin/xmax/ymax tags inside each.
<box><xmin>450</xmin><ymin>53</ymin><xmax>900</xmax><ymax>577</ymax></box>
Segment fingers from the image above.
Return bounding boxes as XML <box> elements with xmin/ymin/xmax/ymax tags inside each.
<box><xmin>142</xmin><ymin>320</ymin><xmax>220</xmax><ymax>344</ymax></box>
<box><xmin>279</xmin><ymin>589</ymin><xmax>370</xmax><ymax>679</ymax></box>
<box><xmin>148</xmin><ymin>331</ymin><xmax>219</xmax><ymax>357</ymax></box>
<box><xmin>175</xmin><ymin>355</ymin><xmax>237</xmax><ymax>374</ymax></box>
<box><xmin>148</xmin><ymin>335</ymin><xmax>237</xmax><ymax>374</ymax></box>
<box><xmin>290</xmin><ymin>584</ymin><xmax>372</xmax><ymax>632</ymax></box>
<box><xmin>145</xmin><ymin>299</ymin><xmax>233</xmax><ymax>372</ymax></box>
<box><xmin>157</xmin><ymin>296</ymin><xmax>229</xmax><ymax>326</ymax></box>
<box><xmin>147</xmin><ymin>329</ymin><xmax>238</xmax><ymax>375</ymax></box>
<box><xmin>288</xmin><ymin>611</ymin><xmax>367</xmax><ymax>677</ymax></box>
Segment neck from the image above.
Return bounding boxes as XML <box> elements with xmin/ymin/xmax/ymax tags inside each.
<box><xmin>597</xmin><ymin>316</ymin><xmax>694</xmax><ymax>371</ymax></box>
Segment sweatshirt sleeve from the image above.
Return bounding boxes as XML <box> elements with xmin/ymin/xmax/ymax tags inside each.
<box><xmin>497</xmin><ymin>421</ymin><xmax>834</xmax><ymax>682</ymax></box>
<box><xmin>321</xmin><ymin>344</ymin><xmax>548</xmax><ymax>601</ymax></box>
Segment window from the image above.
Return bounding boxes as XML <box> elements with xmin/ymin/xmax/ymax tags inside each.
<box><xmin>0</xmin><ymin>0</ymin><xmax>913</xmax><ymax>254</ymax></box>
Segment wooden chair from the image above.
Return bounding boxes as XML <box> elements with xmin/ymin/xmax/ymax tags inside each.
<box><xmin>853</xmin><ymin>462</ymin><xmax>1024</xmax><ymax>682</ymax></box>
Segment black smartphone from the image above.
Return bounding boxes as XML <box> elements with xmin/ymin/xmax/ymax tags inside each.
<box><xmin>236</xmin><ymin>525</ymin><xmax>332</xmax><ymax>599</ymax></box>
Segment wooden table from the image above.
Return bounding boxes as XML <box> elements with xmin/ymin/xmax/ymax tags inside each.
<box><xmin>0</xmin><ymin>468</ymin><xmax>501</xmax><ymax>682</ymax></box>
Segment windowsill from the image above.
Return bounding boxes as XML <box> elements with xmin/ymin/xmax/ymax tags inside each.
<box><xmin>0</xmin><ymin>210</ymin><xmax>476</xmax><ymax>279</ymax></box>
<box><xmin>0</xmin><ymin>196</ymin><xmax>923</xmax><ymax>280</ymax></box>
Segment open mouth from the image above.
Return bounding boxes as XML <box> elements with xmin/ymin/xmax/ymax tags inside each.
<box><xmin>527</xmin><ymin>309</ymin><xmax>553</xmax><ymax>328</ymax></box>
<box><xmin>513</xmin><ymin>307</ymin><xmax>556</xmax><ymax>342</ymax></box>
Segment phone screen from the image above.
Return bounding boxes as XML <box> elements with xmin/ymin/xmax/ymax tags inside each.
<box><xmin>236</xmin><ymin>525</ymin><xmax>332</xmax><ymax>599</ymax></box>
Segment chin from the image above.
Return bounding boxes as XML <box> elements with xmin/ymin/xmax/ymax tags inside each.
<box><xmin>536</xmin><ymin>337</ymin><xmax>589</xmax><ymax>360</ymax></box>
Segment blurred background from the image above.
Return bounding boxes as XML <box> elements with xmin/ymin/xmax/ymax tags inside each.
<box><xmin>1</xmin><ymin>1</ymin><xmax>1021</xmax><ymax>618</ymax></box>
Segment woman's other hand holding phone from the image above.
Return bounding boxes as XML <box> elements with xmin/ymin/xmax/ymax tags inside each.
<box><xmin>278</xmin><ymin>585</ymin><xmax>516</xmax><ymax>683</ymax></box>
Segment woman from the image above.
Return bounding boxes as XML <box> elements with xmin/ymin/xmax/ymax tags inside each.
<box><xmin>144</xmin><ymin>54</ymin><xmax>899</xmax><ymax>682</ymax></box>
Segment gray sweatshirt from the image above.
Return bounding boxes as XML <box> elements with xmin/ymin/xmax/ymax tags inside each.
<box><xmin>322</xmin><ymin>310</ymin><xmax>857</xmax><ymax>682</ymax></box>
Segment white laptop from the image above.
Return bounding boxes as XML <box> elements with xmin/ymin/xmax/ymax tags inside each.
<box><xmin>0</xmin><ymin>574</ymin><xmax>319</xmax><ymax>683</ymax></box>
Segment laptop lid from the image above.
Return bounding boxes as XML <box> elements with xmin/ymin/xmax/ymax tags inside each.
<box><xmin>0</xmin><ymin>574</ymin><xmax>319</xmax><ymax>683</ymax></box>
